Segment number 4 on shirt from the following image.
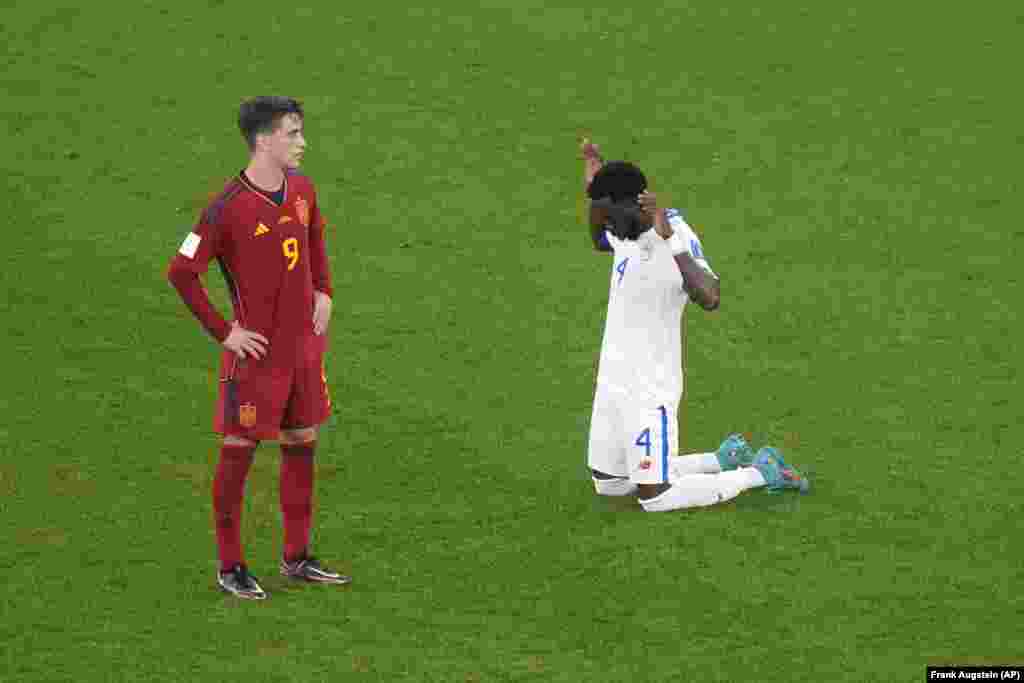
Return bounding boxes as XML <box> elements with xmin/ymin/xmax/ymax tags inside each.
<box><xmin>616</xmin><ymin>257</ymin><xmax>629</xmax><ymax>285</ymax></box>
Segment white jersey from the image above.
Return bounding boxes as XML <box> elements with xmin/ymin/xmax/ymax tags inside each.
<box><xmin>595</xmin><ymin>209</ymin><xmax>716</xmax><ymax>404</ymax></box>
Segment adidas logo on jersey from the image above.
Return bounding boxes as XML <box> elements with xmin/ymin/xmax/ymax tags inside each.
<box><xmin>254</xmin><ymin>223</ymin><xmax>270</xmax><ymax>236</ymax></box>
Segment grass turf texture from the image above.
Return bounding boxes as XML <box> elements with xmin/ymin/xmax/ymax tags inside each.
<box><xmin>3</xmin><ymin>1</ymin><xmax>1022</xmax><ymax>680</ymax></box>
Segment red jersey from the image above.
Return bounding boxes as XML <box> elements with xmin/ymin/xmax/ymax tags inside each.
<box><xmin>168</xmin><ymin>171</ymin><xmax>332</xmax><ymax>366</ymax></box>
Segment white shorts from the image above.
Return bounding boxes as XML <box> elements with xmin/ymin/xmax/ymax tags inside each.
<box><xmin>586</xmin><ymin>386</ymin><xmax>679</xmax><ymax>485</ymax></box>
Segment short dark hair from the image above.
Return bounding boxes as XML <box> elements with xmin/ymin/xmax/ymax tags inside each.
<box><xmin>587</xmin><ymin>161</ymin><xmax>647</xmax><ymax>202</ymax></box>
<box><xmin>588</xmin><ymin>161</ymin><xmax>649</xmax><ymax>240</ymax></box>
<box><xmin>238</xmin><ymin>96</ymin><xmax>304</xmax><ymax>148</ymax></box>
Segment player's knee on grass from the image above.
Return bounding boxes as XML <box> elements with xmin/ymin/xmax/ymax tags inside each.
<box><xmin>591</xmin><ymin>469</ymin><xmax>639</xmax><ymax>496</ymax></box>
<box><xmin>224</xmin><ymin>434</ymin><xmax>258</xmax><ymax>447</ymax></box>
<box><xmin>280</xmin><ymin>427</ymin><xmax>317</xmax><ymax>445</ymax></box>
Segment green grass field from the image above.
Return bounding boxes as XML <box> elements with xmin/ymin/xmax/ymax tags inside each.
<box><xmin>3</xmin><ymin>1</ymin><xmax>1022</xmax><ymax>681</ymax></box>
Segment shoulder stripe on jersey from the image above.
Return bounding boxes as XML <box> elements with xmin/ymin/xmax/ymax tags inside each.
<box><xmin>202</xmin><ymin>179</ymin><xmax>244</xmax><ymax>225</ymax></box>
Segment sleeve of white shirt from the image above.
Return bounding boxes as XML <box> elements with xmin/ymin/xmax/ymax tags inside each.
<box><xmin>665</xmin><ymin>208</ymin><xmax>717</xmax><ymax>278</ymax></box>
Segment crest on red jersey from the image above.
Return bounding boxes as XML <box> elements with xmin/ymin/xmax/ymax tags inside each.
<box><xmin>295</xmin><ymin>197</ymin><xmax>310</xmax><ymax>227</ymax></box>
<box><xmin>239</xmin><ymin>403</ymin><xmax>257</xmax><ymax>428</ymax></box>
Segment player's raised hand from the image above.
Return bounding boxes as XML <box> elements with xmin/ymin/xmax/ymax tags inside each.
<box><xmin>222</xmin><ymin>322</ymin><xmax>269</xmax><ymax>359</ymax></box>
<box><xmin>312</xmin><ymin>290</ymin><xmax>333</xmax><ymax>336</ymax></box>
<box><xmin>581</xmin><ymin>135</ymin><xmax>605</xmax><ymax>195</ymax></box>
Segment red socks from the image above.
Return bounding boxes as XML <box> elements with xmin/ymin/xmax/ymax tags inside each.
<box><xmin>280</xmin><ymin>442</ymin><xmax>315</xmax><ymax>563</ymax></box>
<box><xmin>212</xmin><ymin>441</ymin><xmax>315</xmax><ymax>570</ymax></box>
<box><xmin>213</xmin><ymin>444</ymin><xmax>256</xmax><ymax>572</ymax></box>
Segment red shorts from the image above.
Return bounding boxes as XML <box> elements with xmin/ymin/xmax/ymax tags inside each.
<box><xmin>214</xmin><ymin>348</ymin><xmax>331</xmax><ymax>441</ymax></box>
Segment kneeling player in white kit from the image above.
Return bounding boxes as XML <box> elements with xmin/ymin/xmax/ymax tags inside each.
<box><xmin>581</xmin><ymin>139</ymin><xmax>809</xmax><ymax>511</ymax></box>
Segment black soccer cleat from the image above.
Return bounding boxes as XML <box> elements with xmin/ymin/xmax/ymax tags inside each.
<box><xmin>280</xmin><ymin>555</ymin><xmax>352</xmax><ymax>585</ymax></box>
<box><xmin>217</xmin><ymin>563</ymin><xmax>268</xmax><ymax>600</ymax></box>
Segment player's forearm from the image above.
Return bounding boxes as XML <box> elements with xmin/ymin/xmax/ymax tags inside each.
<box><xmin>308</xmin><ymin>223</ymin><xmax>332</xmax><ymax>297</ymax></box>
<box><xmin>672</xmin><ymin>253</ymin><xmax>721</xmax><ymax>311</ymax></box>
<box><xmin>581</xmin><ymin>144</ymin><xmax>610</xmax><ymax>250</ymax></box>
<box><xmin>583</xmin><ymin>155</ymin><xmax>603</xmax><ymax>194</ymax></box>
<box><xmin>310</xmin><ymin>253</ymin><xmax>332</xmax><ymax>298</ymax></box>
<box><xmin>581</xmin><ymin>142</ymin><xmax>608</xmax><ymax>250</ymax></box>
<box><xmin>167</xmin><ymin>265</ymin><xmax>232</xmax><ymax>341</ymax></box>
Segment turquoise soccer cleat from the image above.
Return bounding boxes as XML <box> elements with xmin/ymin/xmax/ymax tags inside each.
<box><xmin>715</xmin><ymin>433</ymin><xmax>756</xmax><ymax>471</ymax></box>
<box><xmin>753</xmin><ymin>447</ymin><xmax>810</xmax><ymax>493</ymax></box>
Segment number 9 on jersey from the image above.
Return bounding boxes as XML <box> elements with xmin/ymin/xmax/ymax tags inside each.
<box><xmin>282</xmin><ymin>238</ymin><xmax>299</xmax><ymax>271</ymax></box>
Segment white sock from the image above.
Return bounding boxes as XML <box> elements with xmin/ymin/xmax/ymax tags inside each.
<box><xmin>592</xmin><ymin>476</ymin><xmax>639</xmax><ymax>497</ymax></box>
<box><xmin>720</xmin><ymin>466</ymin><xmax>766</xmax><ymax>489</ymax></box>
<box><xmin>669</xmin><ymin>452</ymin><xmax>720</xmax><ymax>477</ymax></box>
<box><xmin>640</xmin><ymin>467</ymin><xmax>765</xmax><ymax>512</ymax></box>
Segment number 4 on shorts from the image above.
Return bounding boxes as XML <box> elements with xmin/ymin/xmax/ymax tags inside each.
<box><xmin>635</xmin><ymin>428</ymin><xmax>651</xmax><ymax>457</ymax></box>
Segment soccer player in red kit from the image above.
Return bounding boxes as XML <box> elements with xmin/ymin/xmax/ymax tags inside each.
<box><xmin>167</xmin><ymin>97</ymin><xmax>350</xmax><ymax>599</ymax></box>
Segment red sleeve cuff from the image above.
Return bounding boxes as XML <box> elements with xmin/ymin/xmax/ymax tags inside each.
<box><xmin>209</xmin><ymin>318</ymin><xmax>232</xmax><ymax>343</ymax></box>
